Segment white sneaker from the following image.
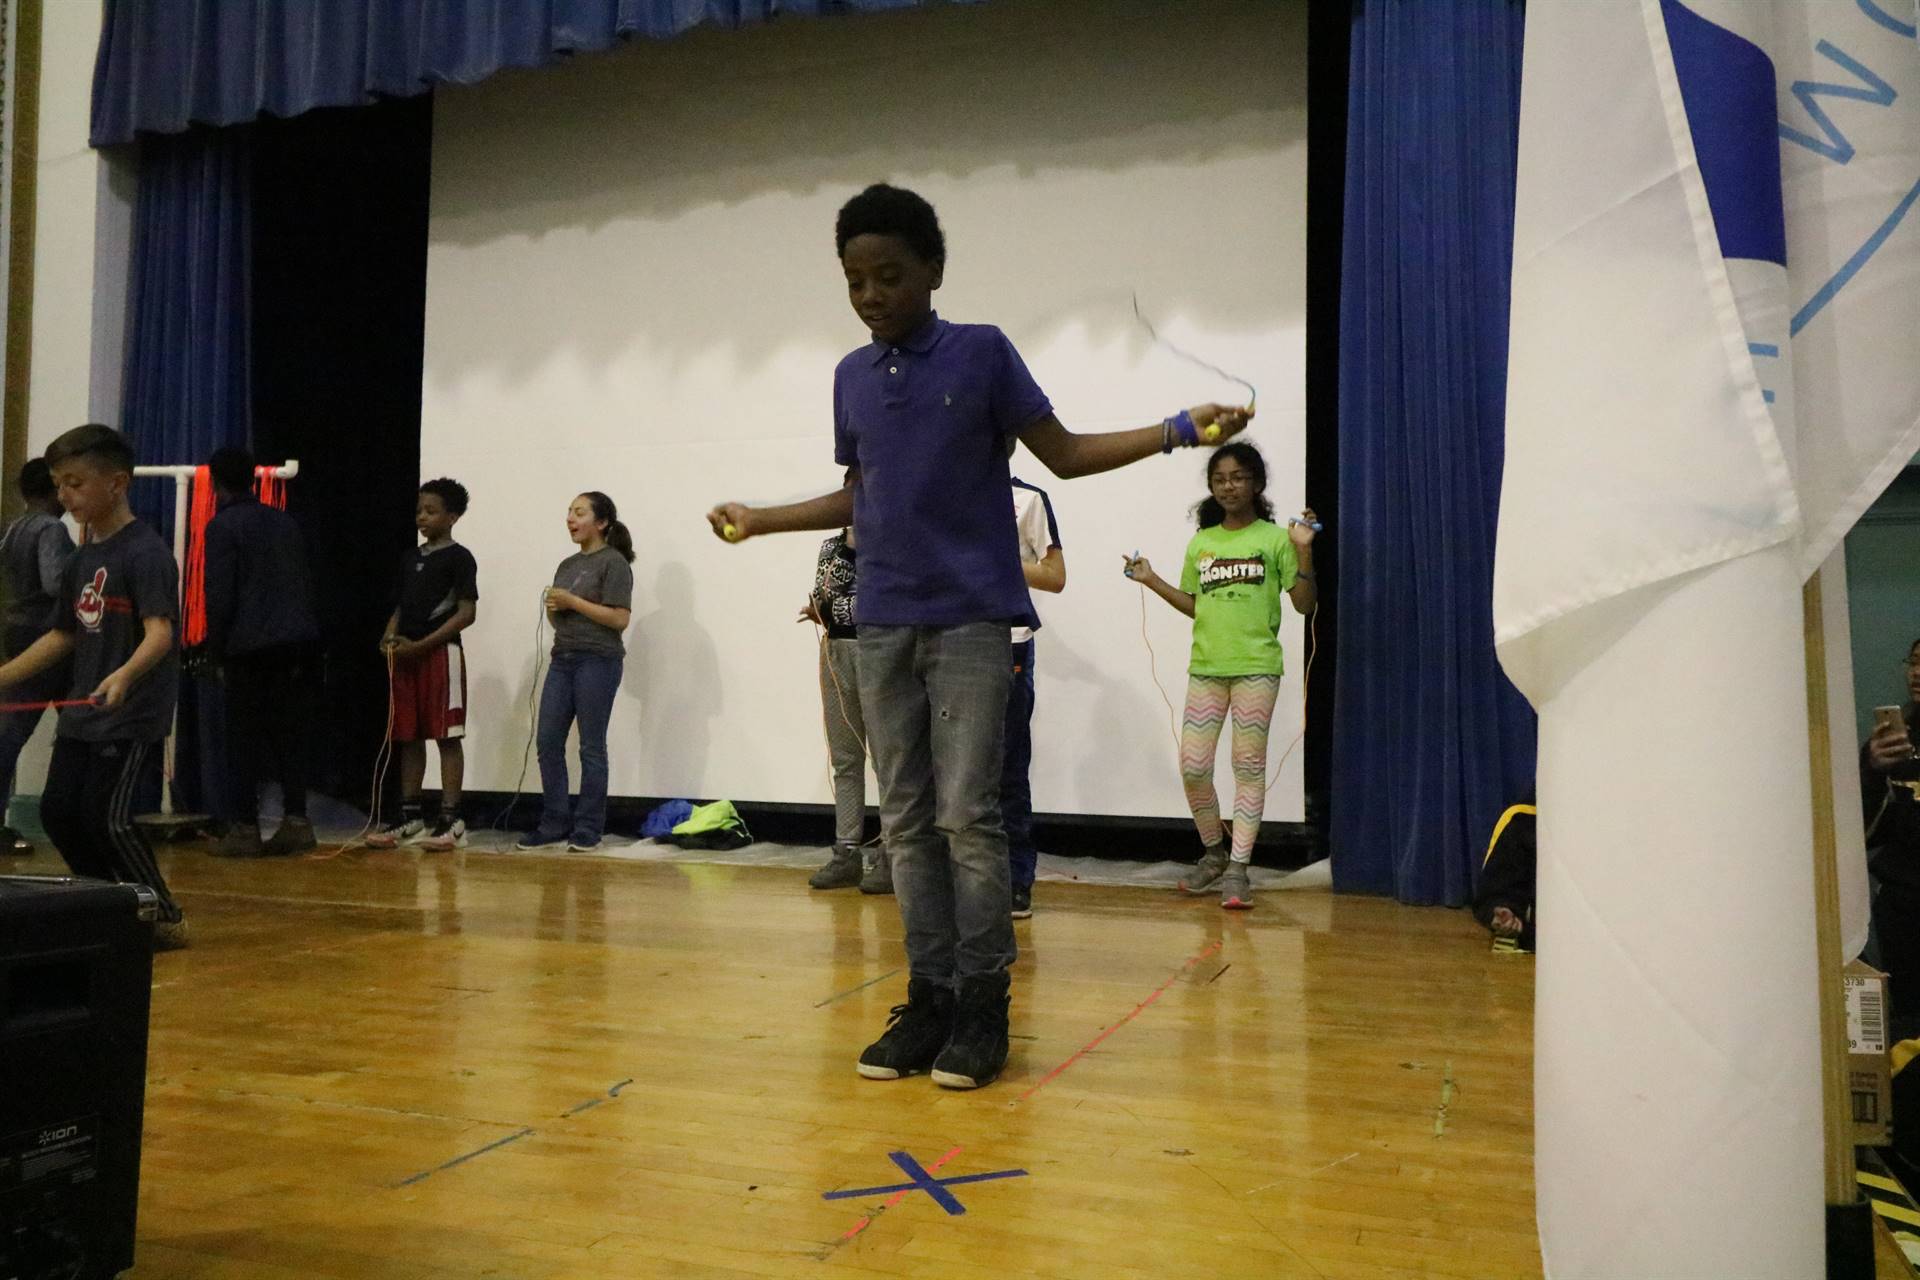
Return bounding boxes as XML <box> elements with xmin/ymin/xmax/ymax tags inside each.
<box><xmin>419</xmin><ymin>817</ymin><xmax>467</xmax><ymax>852</ymax></box>
<box><xmin>367</xmin><ymin>817</ymin><xmax>427</xmax><ymax>849</ymax></box>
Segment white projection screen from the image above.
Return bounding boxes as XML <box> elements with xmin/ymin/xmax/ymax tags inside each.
<box><xmin>421</xmin><ymin>0</ymin><xmax>1308</xmax><ymax>822</ymax></box>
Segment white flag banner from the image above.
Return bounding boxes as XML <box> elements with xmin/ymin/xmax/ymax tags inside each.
<box><xmin>1496</xmin><ymin>1</ymin><xmax>1920</xmax><ymax>1275</ymax></box>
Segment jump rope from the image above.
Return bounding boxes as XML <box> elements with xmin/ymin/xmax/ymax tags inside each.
<box><xmin>0</xmin><ymin>697</ymin><xmax>104</xmax><ymax>714</ymax></box>
<box><xmin>489</xmin><ymin>592</ymin><xmax>550</xmax><ymax>836</ymax></box>
<box><xmin>308</xmin><ymin>648</ymin><xmax>398</xmax><ymax>860</ymax></box>
<box><xmin>804</xmin><ymin>300</ymin><xmax>1320</xmax><ymax>816</ymax></box>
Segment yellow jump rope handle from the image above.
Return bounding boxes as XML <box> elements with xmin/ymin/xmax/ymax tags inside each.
<box><xmin>723</xmin><ymin>523</ymin><xmax>739</xmax><ymax>541</ymax></box>
<box><xmin>1202</xmin><ymin>402</ymin><xmax>1255</xmax><ymax>444</ymax></box>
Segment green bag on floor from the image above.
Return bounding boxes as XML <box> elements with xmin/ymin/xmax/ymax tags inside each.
<box><xmin>667</xmin><ymin>800</ymin><xmax>752</xmax><ymax>851</ymax></box>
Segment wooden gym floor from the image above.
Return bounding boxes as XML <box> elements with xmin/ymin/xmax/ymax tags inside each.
<box><xmin>19</xmin><ymin>842</ymin><xmax>1544</xmax><ymax>1279</ymax></box>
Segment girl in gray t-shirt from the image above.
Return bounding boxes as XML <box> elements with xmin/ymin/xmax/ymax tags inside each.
<box><xmin>519</xmin><ymin>492</ymin><xmax>634</xmax><ymax>852</ymax></box>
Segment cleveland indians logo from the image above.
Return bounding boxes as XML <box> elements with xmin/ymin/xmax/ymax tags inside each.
<box><xmin>75</xmin><ymin>567</ymin><xmax>108</xmax><ymax>631</ymax></box>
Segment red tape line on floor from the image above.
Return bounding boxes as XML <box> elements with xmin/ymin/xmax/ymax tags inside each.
<box><xmin>1015</xmin><ymin>938</ymin><xmax>1224</xmax><ymax>1105</ymax></box>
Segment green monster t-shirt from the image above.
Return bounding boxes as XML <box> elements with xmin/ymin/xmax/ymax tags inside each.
<box><xmin>1179</xmin><ymin>519</ymin><xmax>1296</xmax><ymax>677</ymax></box>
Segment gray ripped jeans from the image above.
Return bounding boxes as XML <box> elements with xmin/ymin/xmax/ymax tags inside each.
<box><xmin>857</xmin><ymin>622</ymin><xmax>1016</xmax><ymax>985</ymax></box>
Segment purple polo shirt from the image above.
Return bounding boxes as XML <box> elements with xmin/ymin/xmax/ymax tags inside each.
<box><xmin>833</xmin><ymin>313</ymin><xmax>1053</xmax><ymax>627</ymax></box>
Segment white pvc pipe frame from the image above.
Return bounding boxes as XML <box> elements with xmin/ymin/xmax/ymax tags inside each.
<box><xmin>131</xmin><ymin>460</ymin><xmax>301</xmax><ymax>816</ymax></box>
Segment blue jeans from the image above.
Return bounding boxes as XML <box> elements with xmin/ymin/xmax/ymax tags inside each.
<box><xmin>535</xmin><ymin>651</ymin><xmax>623</xmax><ymax>844</ymax></box>
<box><xmin>1002</xmin><ymin>639</ymin><xmax>1036</xmax><ymax>891</ymax></box>
<box><xmin>858</xmin><ymin>622</ymin><xmax>1015</xmax><ymax>986</ymax></box>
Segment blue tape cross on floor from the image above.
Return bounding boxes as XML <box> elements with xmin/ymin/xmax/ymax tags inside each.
<box><xmin>822</xmin><ymin>1150</ymin><xmax>1029</xmax><ymax>1216</ymax></box>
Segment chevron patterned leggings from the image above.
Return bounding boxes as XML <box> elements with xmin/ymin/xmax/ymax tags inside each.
<box><xmin>1180</xmin><ymin>673</ymin><xmax>1281</xmax><ymax>864</ymax></box>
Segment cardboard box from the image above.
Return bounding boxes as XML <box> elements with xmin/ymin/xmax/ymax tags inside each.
<box><xmin>1845</xmin><ymin>959</ymin><xmax>1892</xmax><ymax>1147</ymax></box>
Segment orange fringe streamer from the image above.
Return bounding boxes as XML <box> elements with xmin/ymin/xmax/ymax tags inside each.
<box><xmin>183</xmin><ymin>465</ymin><xmax>290</xmax><ymax>648</ymax></box>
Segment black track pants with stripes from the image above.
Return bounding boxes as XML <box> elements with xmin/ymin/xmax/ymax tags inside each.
<box><xmin>42</xmin><ymin>736</ymin><xmax>181</xmax><ymax>923</ymax></box>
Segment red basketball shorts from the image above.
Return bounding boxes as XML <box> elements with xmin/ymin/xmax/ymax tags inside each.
<box><xmin>390</xmin><ymin>644</ymin><xmax>467</xmax><ymax>742</ymax></box>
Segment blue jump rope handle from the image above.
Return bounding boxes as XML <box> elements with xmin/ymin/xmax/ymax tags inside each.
<box><xmin>1123</xmin><ymin>550</ymin><xmax>1139</xmax><ymax>580</ymax></box>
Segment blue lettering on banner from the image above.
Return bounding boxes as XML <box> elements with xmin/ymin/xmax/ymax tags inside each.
<box><xmin>1791</xmin><ymin>175</ymin><xmax>1920</xmax><ymax>335</ymax></box>
<box><xmin>1749</xmin><ymin>344</ymin><xmax>1780</xmax><ymax>404</ymax></box>
<box><xmin>1778</xmin><ymin>40</ymin><xmax>1897</xmax><ymax>165</ymax></box>
<box><xmin>1855</xmin><ymin>0</ymin><xmax>1917</xmax><ymax>40</ymax></box>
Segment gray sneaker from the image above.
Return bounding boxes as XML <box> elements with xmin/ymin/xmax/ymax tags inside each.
<box><xmin>1220</xmin><ymin>862</ymin><xmax>1254</xmax><ymax>910</ymax></box>
<box><xmin>809</xmin><ymin>844</ymin><xmax>862</xmax><ymax>890</ymax></box>
<box><xmin>859</xmin><ymin>847</ymin><xmax>893</xmax><ymax>895</ymax></box>
<box><xmin>1179</xmin><ymin>845</ymin><xmax>1230</xmax><ymax>895</ymax></box>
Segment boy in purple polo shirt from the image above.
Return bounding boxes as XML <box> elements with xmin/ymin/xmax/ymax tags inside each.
<box><xmin>708</xmin><ymin>184</ymin><xmax>1249</xmax><ymax>1090</ymax></box>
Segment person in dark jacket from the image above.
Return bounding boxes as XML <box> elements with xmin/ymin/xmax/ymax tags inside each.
<box><xmin>1474</xmin><ymin>801</ymin><xmax>1537</xmax><ymax>952</ymax></box>
<box><xmin>0</xmin><ymin>459</ymin><xmax>73</xmax><ymax>854</ymax></box>
<box><xmin>1865</xmin><ymin>637</ymin><xmax>1920</xmax><ymax>1039</ymax></box>
<box><xmin>204</xmin><ymin>447</ymin><xmax>321</xmax><ymax>857</ymax></box>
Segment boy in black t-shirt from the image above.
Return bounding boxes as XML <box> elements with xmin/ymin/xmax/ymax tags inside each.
<box><xmin>0</xmin><ymin>424</ymin><xmax>186</xmax><ymax>948</ymax></box>
<box><xmin>369</xmin><ymin>478</ymin><xmax>478</xmax><ymax>851</ymax></box>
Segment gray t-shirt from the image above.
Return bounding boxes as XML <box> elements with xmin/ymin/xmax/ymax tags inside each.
<box><xmin>0</xmin><ymin>510</ymin><xmax>73</xmax><ymax>638</ymax></box>
<box><xmin>550</xmin><ymin>547</ymin><xmax>633</xmax><ymax>656</ymax></box>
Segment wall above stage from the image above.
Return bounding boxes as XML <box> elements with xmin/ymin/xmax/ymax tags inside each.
<box><xmin>421</xmin><ymin>0</ymin><xmax>1309</xmax><ymax>821</ymax></box>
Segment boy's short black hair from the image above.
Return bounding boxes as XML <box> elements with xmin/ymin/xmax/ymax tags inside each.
<box><xmin>17</xmin><ymin>458</ymin><xmax>53</xmax><ymax>501</ymax></box>
<box><xmin>420</xmin><ymin>477</ymin><xmax>469</xmax><ymax>516</ymax></box>
<box><xmin>44</xmin><ymin>423</ymin><xmax>134</xmax><ymax>476</ymax></box>
<box><xmin>835</xmin><ymin>183</ymin><xmax>945</xmax><ymax>266</ymax></box>
<box><xmin>208</xmin><ymin>446</ymin><xmax>255</xmax><ymax>495</ymax></box>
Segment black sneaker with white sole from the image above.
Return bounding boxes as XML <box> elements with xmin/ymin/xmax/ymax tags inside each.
<box><xmin>856</xmin><ymin>978</ymin><xmax>955</xmax><ymax>1080</ymax></box>
<box><xmin>931</xmin><ymin>971</ymin><xmax>1010</xmax><ymax>1090</ymax></box>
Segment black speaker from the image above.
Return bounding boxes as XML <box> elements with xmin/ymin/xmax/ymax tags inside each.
<box><xmin>0</xmin><ymin>876</ymin><xmax>155</xmax><ymax>1280</ymax></box>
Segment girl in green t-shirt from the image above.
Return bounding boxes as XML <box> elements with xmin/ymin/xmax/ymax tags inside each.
<box><xmin>1125</xmin><ymin>442</ymin><xmax>1317</xmax><ymax>909</ymax></box>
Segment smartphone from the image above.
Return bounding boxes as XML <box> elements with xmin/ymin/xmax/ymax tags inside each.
<box><xmin>1874</xmin><ymin>705</ymin><xmax>1907</xmax><ymax>737</ymax></box>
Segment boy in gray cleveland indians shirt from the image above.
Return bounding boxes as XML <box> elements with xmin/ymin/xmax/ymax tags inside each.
<box><xmin>0</xmin><ymin>424</ymin><xmax>186</xmax><ymax>949</ymax></box>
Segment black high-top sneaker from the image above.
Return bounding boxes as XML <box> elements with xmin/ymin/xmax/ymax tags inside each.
<box><xmin>932</xmin><ymin>970</ymin><xmax>1011</xmax><ymax>1090</ymax></box>
<box><xmin>856</xmin><ymin>978</ymin><xmax>956</xmax><ymax>1080</ymax></box>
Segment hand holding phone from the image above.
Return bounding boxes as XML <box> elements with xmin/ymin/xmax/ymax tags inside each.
<box><xmin>1870</xmin><ymin>705</ymin><xmax>1913</xmax><ymax>769</ymax></box>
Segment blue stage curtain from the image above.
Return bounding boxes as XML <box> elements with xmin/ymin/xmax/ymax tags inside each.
<box><xmin>1330</xmin><ymin>0</ymin><xmax>1536</xmax><ymax>906</ymax></box>
<box><xmin>120</xmin><ymin>126</ymin><xmax>253</xmax><ymax>820</ymax></box>
<box><xmin>122</xmin><ymin>126</ymin><xmax>251</xmax><ymax>530</ymax></box>
<box><xmin>91</xmin><ymin>0</ymin><xmax>975</xmax><ymax>146</ymax></box>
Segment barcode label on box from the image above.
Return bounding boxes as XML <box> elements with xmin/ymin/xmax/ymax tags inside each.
<box><xmin>1847</xmin><ymin>974</ymin><xmax>1887</xmax><ymax>1055</ymax></box>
